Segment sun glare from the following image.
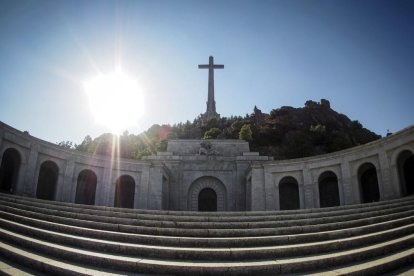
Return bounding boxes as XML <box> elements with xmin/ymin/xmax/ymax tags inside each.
<box><xmin>84</xmin><ymin>69</ymin><xmax>144</xmax><ymax>133</ymax></box>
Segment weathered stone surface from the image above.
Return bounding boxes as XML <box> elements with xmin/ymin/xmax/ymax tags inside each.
<box><xmin>0</xmin><ymin>121</ymin><xmax>414</xmax><ymax>212</ymax></box>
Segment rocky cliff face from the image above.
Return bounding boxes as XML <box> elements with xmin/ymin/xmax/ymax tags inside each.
<box><xmin>251</xmin><ymin>99</ymin><xmax>380</xmax><ymax>159</ymax></box>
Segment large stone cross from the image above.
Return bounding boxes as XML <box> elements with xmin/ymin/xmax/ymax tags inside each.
<box><xmin>198</xmin><ymin>56</ymin><xmax>224</xmax><ymax>117</ymax></box>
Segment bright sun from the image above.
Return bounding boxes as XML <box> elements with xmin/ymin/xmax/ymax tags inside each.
<box><xmin>84</xmin><ymin>69</ymin><xmax>144</xmax><ymax>133</ymax></box>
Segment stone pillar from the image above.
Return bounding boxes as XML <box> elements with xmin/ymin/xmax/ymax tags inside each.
<box><xmin>302</xmin><ymin>168</ymin><xmax>315</xmax><ymax>209</ymax></box>
<box><xmin>61</xmin><ymin>157</ymin><xmax>75</xmax><ymax>202</ymax></box>
<box><xmin>96</xmin><ymin>161</ymin><xmax>112</xmax><ymax>207</ymax></box>
<box><xmin>264</xmin><ymin>169</ymin><xmax>275</xmax><ymax>211</ymax></box>
<box><xmin>340</xmin><ymin>161</ymin><xmax>354</xmax><ymax>205</ymax></box>
<box><xmin>138</xmin><ymin>163</ymin><xmax>151</xmax><ymax>209</ymax></box>
<box><xmin>378</xmin><ymin>151</ymin><xmax>394</xmax><ymax>200</ymax></box>
<box><xmin>147</xmin><ymin>163</ymin><xmax>164</xmax><ymax>210</ymax></box>
<box><xmin>274</xmin><ymin>177</ymin><xmax>280</xmax><ymax>211</ymax></box>
<box><xmin>389</xmin><ymin>161</ymin><xmax>402</xmax><ymax>198</ymax></box>
<box><xmin>250</xmin><ymin>163</ymin><xmax>266</xmax><ymax>211</ymax></box>
<box><xmin>23</xmin><ymin>144</ymin><xmax>39</xmax><ymax>197</ymax></box>
<box><xmin>236</xmin><ymin>162</ymin><xmax>250</xmax><ymax>211</ymax></box>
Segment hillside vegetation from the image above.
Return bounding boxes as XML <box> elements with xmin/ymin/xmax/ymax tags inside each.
<box><xmin>59</xmin><ymin>99</ymin><xmax>380</xmax><ymax>160</ymax></box>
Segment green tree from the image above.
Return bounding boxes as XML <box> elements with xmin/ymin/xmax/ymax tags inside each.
<box><xmin>203</xmin><ymin>128</ymin><xmax>221</xmax><ymax>139</ymax></box>
<box><xmin>57</xmin><ymin>141</ymin><xmax>74</xmax><ymax>149</ymax></box>
<box><xmin>239</xmin><ymin>124</ymin><xmax>253</xmax><ymax>141</ymax></box>
<box><xmin>76</xmin><ymin>135</ymin><xmax>93</xmax><ymax>152</ymax></box>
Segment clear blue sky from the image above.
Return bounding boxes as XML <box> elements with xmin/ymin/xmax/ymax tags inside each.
<box><xmin>0</xmin><ymin>0</ymin><xmax>413</xmax><ymax>144</ymax></box>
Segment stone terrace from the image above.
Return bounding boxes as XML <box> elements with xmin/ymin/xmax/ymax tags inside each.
<box><xmin>0</xmin><ymin>193</ymin><xmax>414</xmax><ymax>275</ymax></box>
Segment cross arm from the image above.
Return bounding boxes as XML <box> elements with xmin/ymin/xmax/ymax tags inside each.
<box><xmin>213</xmin><ymin>65</ymin><xmax>224</xmax><ymax>69</ymax></box>
<box><xmin>198</xmin><ymin>65</ymin><xmax>209</xmax><ymax>69</ymax></box>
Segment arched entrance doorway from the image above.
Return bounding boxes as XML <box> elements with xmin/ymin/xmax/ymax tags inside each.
<box><xmin>114</xmin><ymin>175</ymin><xmax>135</xmax><ymax>208</ymax></box>
<box><xmin>397</xmin><ymin>150</ymin><xmax>414</xmax><ymax>196</ymax></box>
<box><xmin>188</xmin><ymin>177</ymin><xmax>226</xmax><ymax>211</ymax></box>
<box><xmin>0</xmin><ymin>148</ymin><xmax>21</xmax><ymax>194</ymax></box>
<box><xmin>279</xmin><ymin>176</ymin><xmax>300</xmax><ymax>210</ymax></box>
<box><xmin>358</xmin><ymin>163</ymin><xmax>380</xmax><ymax>203</ymax></box>
<box><xmin>75</xmin><ymin>169</ymin><xmax>97</xmax><ymax>205</ymax></box>
<box><xmin>319</xmin><ymin>171</ymin><xmax>340</xmax><ymax>208</ymax></box>
<box><xmin>36</xmin><ymin>161</ymin><xmax>59</xmax><ymax>200</ymax></box>
<box><xmin>198</xmin><ymin>188</ymin><xmax>217</xmax><ymax>211</ymax></box>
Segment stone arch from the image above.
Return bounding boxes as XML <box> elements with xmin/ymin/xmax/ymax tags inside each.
<box><xmin>318</xmin><ymin>171</ymin><xmax>340</xmax><ymax>208</ymax></box>
<box><xmin>188</xmin><ymin>177</ymin><xmax>226</xmax><ymax>211</ymax></box>
<box><xmin>279</xmin><ymin>176</ymin><xmax>300</xmax><ymax>210</ymax></box>
<box><xmin>36</xmin><ymin>160</ymin><xmax>59</xmax><ymax>200</ymax></box>
<box><xmin>0</xmin><ymin>148</ymin><xmax>21</xmax><ymax>194</ymax></box>
<box><xmin>75</xmin><ymin>169</ymin><xmax>97</xmax><ymax>205</ymax></box>
<box><xmin>397</xmin><ymin>150</ymin><xmax>414</xmax><ymax>196</ymax></box>
<box><xmin>358</xmin><ymin>162</ymin><xmax>380</xmax><ymax>203</ymax></box>
<box><xmin>114</xmin><ymin>175</ymin><xmax>135</xmax><ymax>209</ymax></box>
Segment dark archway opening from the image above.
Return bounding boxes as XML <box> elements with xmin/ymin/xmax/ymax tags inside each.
<box><xmin>0</xmin><ymin>148</ymin><xmax>21</xmax><ymax>194</ymax></box>
<box><xmin>403</xmin><ymin>156</ymin><xmax>414</xmax><ymax>195</ymax></box>
<box><xmin>114</xmin><ymin>175</ymin><xmax>135</xmax><ymax>208</ymax></box>
<box><xmin>398</xmin><ymin>151</ymin><xmax>414</xmax><ymax>197</ymax></box>
<box><xmin>359</xmin><ymin>163</ymin><xmax>380</xmax><ymax>203</ymax></box>
<box><xmin>198</xmin><ymin>188</ymin><xmax>217</xmax><ymax>212</ymax></box>
<box><xmin>319</xmin><ymin>171</ymin><xmax>340</xmax><ymax>208</ymax></box>
<box><xmin>279</xmin><ymin>177</ymin><xmax>300</xmax><ymax>210</ymax></box>
<box><xmin>75</xmin><ymin>170</ymin><xmax>97</xmax><ymax>205</ymax></box>
<box><xmin>397</xmin><ymin>150</ymin><xmax>414</xmax><ymax>196</ymax></box>
<box><xmin>36</xmin><ymin>161</ymin><xmax>59</xmax><ymax>200</ymax></box>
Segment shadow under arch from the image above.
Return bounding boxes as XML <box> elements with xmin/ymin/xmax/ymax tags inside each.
<box><xmin>318</xmin><ymin>171</ymin><xmax>340</xmax><ymax>208</ymax></box>
<box><xmin>358</xmin><ymin>162</ymin><xmax>380</xmax><ymax>203</ymax></box>
<box><xmin>114</xmin><ymin>175</ymin><xmax>135</xmax><ymax>209</ymax></box>
<box><xmin>75</xmin><ymin>169</ymin><xmax>98</xmax><ymax>205</ymax></box>
<box><xmin>0</xmin><ymin>148</ymin><xmax>21</xmax><ymax>194</ymax></box>
<box><xmin>188</xmin><ymin>176</ymin><xmax>227</xmax><ymax>211</ymax></box>
<box><xmin>279</xmin><ymin>176</ymin><xmax>300</xmax><ymax>210</ymax></box>
<box><xmin>36</xmin><ymin>160</ymin><xmax>59</xmax><ymax>200</ymax></box>
<box><xmin>397</xmin><ymin>150</ymin><xmax>414</xmax><ymax>196</ymax></box>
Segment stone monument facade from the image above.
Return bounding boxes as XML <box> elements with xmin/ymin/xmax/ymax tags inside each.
<box><xmin>0</xmin><ymin>121</ymin><xmax>413</xmax><ymax>212</ymax></box>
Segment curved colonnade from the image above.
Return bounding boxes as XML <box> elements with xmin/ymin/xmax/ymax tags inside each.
<box><xmin>0</xmin><ymin>121</ymin><xmax>413</xmax><ymax>211</ymax></box>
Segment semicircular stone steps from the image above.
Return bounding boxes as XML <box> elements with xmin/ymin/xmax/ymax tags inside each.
<box><xmin>0</xmin><ymin>193</ymin><xmax>413</xmax><ymax>275</ymax></box>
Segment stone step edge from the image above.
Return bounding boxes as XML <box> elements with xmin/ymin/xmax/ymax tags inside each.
<box><xmin>2</xmin><ymin>192</ymin><xmax>414</xmax><ymax>217</ymax></box>
<box><xmin>2</xmin><ymin>194</ymin><xmax>412</xmax><ymax>223</ymax></box>
<box><xmin>2</xmin><ymin>203</ymin><xmax>414</xmax><ymax>238</ymax></box>
<box><xmin>306</xmin><ymin>247</ymin><xmax>414</xmax><ymax>276</ymax></box>
<box><xmin>1</xmin><ymin>226</ymin><xmax>414</xmax><ymax>275</ymax></box>
<box><xmin>1</xmin><ymin>217</ymin><xmax>414</xmax><ymax>261</ymax></box>
<box><xmin>2</xmin><ymin>238</ymin><xmax>414</xmax><ymax>276</ymax></box>
<box><xmin>2</xmin><ymin>208</ymin><xmax>414</xmax><ymax>248</ymax></box>
<box><xmin>2</xmin><ymin>199</ymin><xmax>414</xmax><ymax>230</ymax></box>
<box><xmin>0</xmin><ymin>256</ymin><xmax>46</xmax><ymax>276</ymax></box>
<box><xmin>0</xmin><ymin>241</ymin><xmax>119</xmax><ymax>276</ymax></box>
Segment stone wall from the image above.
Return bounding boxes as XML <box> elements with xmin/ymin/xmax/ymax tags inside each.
<box><xmin>250</xmin><ymin>125</ymin><xmax>414</xmax><ymax>211</ymax></box>
<box><xmin>0</xmin><ymin>121</ymin><xmax>413</xmax><ymax>212</ymax></box>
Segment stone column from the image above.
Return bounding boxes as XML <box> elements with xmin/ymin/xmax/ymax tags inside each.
<box><xmin>23</xmin><ymin>144</ymin><xmax>39</xmax><ymax>197</ymax></box>
<box><xmin>389</xmin><ymin>159</ymin><xmax>402</xmax><ymax>198</ymax></box>
<box><xmin>250</xmin><ymin>163</ymin><xmax>266</xmax><ymax>211</ymax></box>
<box><xmin>302</xmin><ymin>168</ymin><xmax>315</xmax><ymax>209</ymax></box>
<box><xmin>340</xmin><ymin>160</ymin><xmax>354</xmax><ymax>205</ymax></box>
<box><xmin>378</xmin><ymin>151</ymin><xmax>394</xmax><ymax>200</ymax></box>
<box><xmin>138</xmin><ymin>163</ymin><xmax>151</xmax><ymax>209</ymax></box>
<box><xmin>147</xmin><ymin>163</ymin><xmax>164</xmax><ymax>210</ymax></box>
<box><xmin>264</xmin><ymin>169</ymin><xmax>275</xmax><ymax>211</ymax></box>
<box><xmin>96</xmin><ymin>160</ymin><xmax>112</xmax><ymax>207</ymax></box>
<box><xmin>61</xmin><ymin>157</ymin><xmax>75</xmax><ymax>202</ymax></box>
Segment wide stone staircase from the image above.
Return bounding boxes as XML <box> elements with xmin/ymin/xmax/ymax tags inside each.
<box><xmin>0</xmin><ymin>193</ymin><xmax>414</xmax><ymax>275</ymax></box>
